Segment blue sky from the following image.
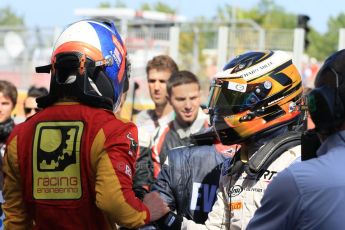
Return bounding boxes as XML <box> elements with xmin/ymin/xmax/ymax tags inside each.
<box><xmin>0</xmin><ymin>0</ymin><xmax>344</xmax><ymax>33</ymax></box>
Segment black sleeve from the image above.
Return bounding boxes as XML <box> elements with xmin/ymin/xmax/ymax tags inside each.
<box><xmin>151</xmin><ymin>152</ymin><xmax>176</xmax><ymax>211</ymax></box>
<box><xmin>133</xmin><ymin>144</ymin><xmax>154</xmax><ymax>199</ymax></box>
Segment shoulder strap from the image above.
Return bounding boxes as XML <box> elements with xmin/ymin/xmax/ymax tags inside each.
<box><xmin>248</xmin><ymin>131</ymin><xmax>301</xmax><ymax>173</ymax></box>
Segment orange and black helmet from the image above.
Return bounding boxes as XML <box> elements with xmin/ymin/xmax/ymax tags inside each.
<box><xmin>207</xmin><ymin>50</ymin><xmax>303</xmax><ymax>145</ymax></box>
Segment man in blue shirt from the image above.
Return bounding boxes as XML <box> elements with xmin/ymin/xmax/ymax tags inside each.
<box><xmin>247</xmin><ymin>49</ymin><xmax>345</xmax><ymax>230</ymax></box>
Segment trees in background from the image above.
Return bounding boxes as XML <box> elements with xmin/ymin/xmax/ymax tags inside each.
<box><xmin>0</xmin><ymin>6</ymin><xmax>24</xmax><ymax>26</ymax></box>
<box><xmin>313</xmin><ymin>13</ymin><xmax>345</xmax><ymax>60</ymax></box>
<box><xmin>216</xmin><ymin>0</ymin><xmax>296</xmax><ymax>29</ymax></box>
<box><xmin>215</xmin><ymin>0</ymin><xmax>345</xmax><ymax>61</ymax></box>
<box><xmin>139</xmin><ymin>1</ymin><xmax>176</xmax><ymax>14</ymax></box>
<box><xmin>92</xmin><ymin>0</ymin><xmax>345</xmax><ymax>63</ymax></box>
<box><xmin>2</xmin><ymin>1</ymin><xmax>345</xmax><ymax>61</ymax></box>
<box><xmin>97</xmin><ymin>1</ymin><xmax>176</xmax><ymax>14</ymax></box>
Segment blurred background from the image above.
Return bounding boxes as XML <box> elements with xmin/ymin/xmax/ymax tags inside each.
<box><xmin>0</xmin><ymin>0</ymin><xmax>344</xmax><ymax>120</ymax></box>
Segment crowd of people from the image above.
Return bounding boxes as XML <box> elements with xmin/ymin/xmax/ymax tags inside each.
<box><xmin>0</xmin><ymin>18</ymin><xmax>344</xmax><ymax>230</ymax></box>
<box><xmin>0</xmin><ymin>81</ymin><xmax>48</xmax><ymax>228</ymax></box>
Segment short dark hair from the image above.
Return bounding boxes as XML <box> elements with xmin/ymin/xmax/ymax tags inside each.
<box><xmin>146</xmin><ymin>55</ymin><xmax>178</xmax><ymax>77</ymax></box>
<box><xmin>0</xmin><ymin>80</ymin><xmax>18</xmax><ymax>107</ymax></box>
<box><xmin>167</xmin><ymin>70</ymin><xmax>200</xmax><ymax>96</ymax></box>
<box><xmin>27</xmin><ymin>86</ymin><xmax>48</xmax><ymax>98</ymax></box>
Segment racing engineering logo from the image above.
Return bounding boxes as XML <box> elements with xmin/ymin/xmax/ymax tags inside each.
<box><xmin>33</xmin><ymin>121</ymin><xmax>84</xmax><ymax>200</ymax></box>
<box><xmin>37</xmin><ymin>126</ymin><xmax>78</xmax><ymax>171</ymax></box>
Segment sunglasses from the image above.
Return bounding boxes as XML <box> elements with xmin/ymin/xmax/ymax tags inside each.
<box><xmin>24</xmin><ymin>107</ymin><xmax>42</xmax><ymax>114</ymax></box>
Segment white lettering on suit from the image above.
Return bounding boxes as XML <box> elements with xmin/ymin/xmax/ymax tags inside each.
<box><xmin>190</xmin><ymin>182</ymin><xmax>218</xmax><ymax>212</ymax></box>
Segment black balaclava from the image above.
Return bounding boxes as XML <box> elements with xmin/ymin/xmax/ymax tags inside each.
<box><xmin>0</xmin><ymin>118</ymin><xmax>15</xmax><ymax>143</ymax></box>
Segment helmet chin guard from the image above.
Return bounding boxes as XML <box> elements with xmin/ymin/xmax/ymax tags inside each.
<box><xmin>37</xmin><ymin>52</ymin><xmax>116</xmax><ymax>110</ymax></box>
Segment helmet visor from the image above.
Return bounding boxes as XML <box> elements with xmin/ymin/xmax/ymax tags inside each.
<box><xmin>207</xmin><ymin>79</ymin><xmax>264</xmax><ymax>115</ymax></box>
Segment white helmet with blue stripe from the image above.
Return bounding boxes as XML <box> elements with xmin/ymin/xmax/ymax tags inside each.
<box><xmin>36</xmin><ymin>19</ymin><xmax>130</xmax><ymax>111</ymax></box>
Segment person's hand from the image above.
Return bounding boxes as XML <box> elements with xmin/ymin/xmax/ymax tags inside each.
<box><xmin>143</xmin><ymin>191</ymin><xmax>169</xmax><ymax>221</ymax></box>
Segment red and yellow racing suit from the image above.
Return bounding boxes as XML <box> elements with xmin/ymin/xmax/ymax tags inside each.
<box><xmin>3</xmin><ymin>102</ymin><xmax>149</xmax><ymax>229</ymax></box>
